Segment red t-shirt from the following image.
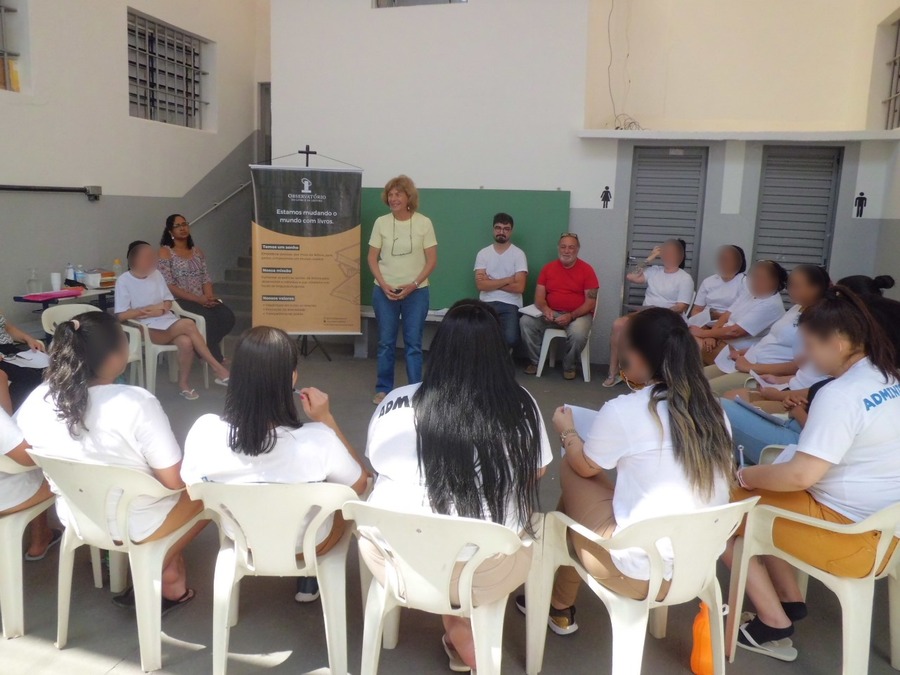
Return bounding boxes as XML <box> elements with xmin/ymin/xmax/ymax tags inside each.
<box><xmin>537</xmin><ymin>259</ymin><xmax>600</xmax><ymax>313</ymax></box>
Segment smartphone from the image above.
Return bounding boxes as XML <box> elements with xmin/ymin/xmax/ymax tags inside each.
<box><xmin>392</xmin><ymin>288</ymin><xmax>403</xmax><ymax>294</ymax></box>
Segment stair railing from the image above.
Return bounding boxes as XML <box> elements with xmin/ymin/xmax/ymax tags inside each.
<box><xmin>191</xmin><ymin>181</ymin><xmax>250</xmax><ymax>226</ymax></box>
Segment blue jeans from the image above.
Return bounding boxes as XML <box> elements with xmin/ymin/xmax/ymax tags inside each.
<box><xmin>486</xmin><ymin>301</ymin><xmax>520</xmax><ymax>348</ymax></box>
<box><xmin>372</xmin><ymin>286</ymin><xmax>430</xmax><ymax>394</ymax></box>
<box><xmin>720</xmin><ymin>398</ymin><xmax>802</xmax><ymax>465</ymax></box>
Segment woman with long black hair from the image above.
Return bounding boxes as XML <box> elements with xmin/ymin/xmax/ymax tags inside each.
<box><xmin>363</xmin><ymin>299</ymin><xmax>552</xmax><ymax>671</ymax></box>
<box><xmin>726</xmin><ymin>287</ymin><xmax>900</xmax><ymax>663</ymax></box>
<box><xmin>532</xmin><ymin>308</ymin><xmax>734</xmax><ymax>635</ymax></box>
<box><xmin>158</xmin><ymin>214</ymin><xmax>235</xmax><ymax>364</ymax></box>
<box><xmin>181</xmin><ymin>326</ymin><xmax>367</xmax><ymax>602</ymax></box>
<box><xmin>16</xmin><ymin>312</ymin><xmax>206</xmax><ymax>612</ymax></box>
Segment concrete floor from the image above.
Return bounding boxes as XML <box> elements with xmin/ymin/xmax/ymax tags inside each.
<box><xmin>0</xmin><ymin>347</ymin><xmax>894</xmax><ymax>674</ymax></box>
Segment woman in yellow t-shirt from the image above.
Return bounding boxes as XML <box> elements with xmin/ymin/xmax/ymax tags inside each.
<box><xmin>366</xmin><ymin>175</ymin><xmax>438</xmax><ymax>405</ymax></box>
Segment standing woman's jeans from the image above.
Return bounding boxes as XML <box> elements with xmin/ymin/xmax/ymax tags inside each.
<box><xmin>720</xmin><ymin>398</ymin><xmax>802</xmax><ymax>465</ymax></box>
<box><xmin>372</xmin><ymin>286</ymin><xmax>430</xmax><ymax>394</ymax></box>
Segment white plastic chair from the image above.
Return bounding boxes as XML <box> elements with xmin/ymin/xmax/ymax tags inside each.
<box><xmin>28</xmin><ymin>451</ymin><xmax>206</xmax><ymax>672</ymax></box>
<box><xmin>42</xmin><ymin>303</ymin><xmax>144</xmax><ymax>386</ymax></box>
<box><xmin>343</xmin><ymin>501</ymin><xmax>533</xmax><ymax>675</ymax></box>
<box><xmin>128</xmin><ymin>301</ymin><xmax>208</xmax><ymax>394</ymax></box>
<box><xmin>0</xmin><ymin>454</ymin><xmax>55</xmax><ymax>638</ymax></box>
<box><xmin>726</xmin><ymin>501</ymin><xmax>900</xmax><ymax>673</ymax></box>
<box><xmin>526</xmin><ymin>499</ymin><xmax>759</xmax><ymax>675</ymax></box>
<box><xmin>535</xmin><ymin>302</ymin><xmax>599</xmax><ymax>383</ymax></box>
<box><xmin>187</xmin><ymin>482</ymin><xmax>357</xmax><ymax>675</ymax></box>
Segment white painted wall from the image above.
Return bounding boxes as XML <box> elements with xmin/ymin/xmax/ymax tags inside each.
<box><xmin>587</xmin><ymin>0</ymin><xmax>900</xmax><ymax>132</ymax></box>
<box><xmin>0</xmin><ymin>0</ymin><xmax>260</xmax><ymax>197</ymax></box>
<box><xmin>270</xmin><ymin>0</ymin><xmax>618</xmax><ymax>210</ymax></box>
<box><xmin>270</xmin><ymin>0</ymin><xmax>900</xmax><ymax>363</ymax></box>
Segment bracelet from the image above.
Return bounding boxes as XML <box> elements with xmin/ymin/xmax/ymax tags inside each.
<box><xmin>560</xmin><ymin>428</ymin><xmax>580</xmax><ymax>444</ymax></box>
<box><xmin>736</xmin><ymin>468</ymin><xmax>752</xmax><ymax>490</ymax></box>
<box><xmin>413</xmin><ymin>280</ymin><xmax>420</xmax><ymax>288</ymax></box>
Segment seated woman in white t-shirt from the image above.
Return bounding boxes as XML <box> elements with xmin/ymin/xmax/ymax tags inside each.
<box><xmin>539</xmin><ymin>307</ymin><xmax>734</xmax><ymax>635</ymax></box>
<box><xmin>716</xmin><ymin>264</ymin><xmax>831</xmax><ymax>401</ymax></box>
<box><xmin>0</xmin><ymin>408</ymin><xmax>57</xmax><ymax>559</ymax></box>
<box><xmin>726</xmin><ymin>287</ymin><xmax>900</xmax><ymax>663</ymax></box>
<box><xmin>604</xmin><ymin>238</ymin><xmax>695</xmax><ymax>387</ymax></box>
<box><xmin>114</xmin><ymin>240</ymin><xmax>229</xmax><ymax>400</ymax></box>
<box><xmin>690</xmin><ymin>259</ymin><xmax>786</xmax><ymax>366</ymax></box>
<box><xmin>687</xmin><ymin>245</ymin><xmax>747</xmax><ymax>326</ymax></box>
<box><xmin>15</xmin><ymin>311</ymin><xmax>206</xmax><ymax>612</ymax></box>
<box><xmin>181</xmin><ymin>326</ymin><xmax>367</xmax><ymax>603</ymax></box>
<box><xmin>364</xmin><ymin>299</ymin><xmax>552</xmax><ymax>672</ymax></box>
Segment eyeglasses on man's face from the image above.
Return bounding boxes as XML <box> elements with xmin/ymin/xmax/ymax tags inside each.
<box><xmin>493</xmin><ymin>225</ymin><xmax>512</xmax><ymax>233</ymax></box>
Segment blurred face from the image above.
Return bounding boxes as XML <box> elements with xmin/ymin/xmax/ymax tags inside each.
<box><xmin>620</xmin><ymin>335</ymin><xmax>652</xmax><ymax>385</ymax></box>
<box><xmin>800</xmin><ymin>325</ymin><xmax>850</xmax><ymax>377</ymax></box>
<box><xmin>130</xmin><ymin>245</ymin><xmax>157</xmax><ymax>276</ymax></box>
<box><xmin>98</xmin><ymin>329</ymin><xmax>130</xmax><ymax>381</ymax></box>
<box><xmin>748</xmin><ymin>263</ymin><xmax>779</xmax><ymax>297</ymax></box>
<box><xmin>387</xmin><ymin>188</ymin><xmax>409</xmax><ymax>214</ymax></box>
<box><xmin>558</xmin><ymin>236</ymin><xmax>579</xmax><ymax>266</ymax></box>
<box><xmin>718</xmin><ymin>247</ymin><xmax>742</xmax><ymax>278</ymax></box>
<box><xmin>661</xmin><ymin>241</ymin><xmax>684</xmax><ymax>269</ymax></box>
<box><xmin>169</xmin><ymin>216</ymin><xmax>190</xmax><ymax>241</ymax></box>
<box><xmin>787</xmin><ymin>270</ymin><xmax>823</xmax><ymax>307</ymax></box>
<box><xmin>493</xmin><ymin>222</ymin><xmax>512</xmax><ymax>244</ymax></box>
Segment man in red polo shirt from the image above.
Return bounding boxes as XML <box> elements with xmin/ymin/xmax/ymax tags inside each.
<box><xmin>520</xmin><ymin>233</ymin><xmax>599</xmax><ymax>380</ymax></box>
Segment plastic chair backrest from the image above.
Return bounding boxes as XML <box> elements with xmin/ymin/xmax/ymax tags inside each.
<box><xmin>0</xmin><ymin>453</ymin><xmax>39</xmax><ymax>475</ymax></box>
<box><xmin>28</xmin><ymin>451</ymin><xmax>179</xmax><ymax>548</ymax></box>
<box><xmin>597</xmin><ymin>498</ymin><xmax>758</xmax><ymax>605</ymax></box>
<box><xmin>342</xmin><ymin>501</ymin><xmax>526</xmax><ymax>615</ymax></box>
<box><xmin>41</xmin><ymin>304</ymin><xmax>101</xmax><ymax>335</ymax></box>
<box><xmin>187</xmin><ymin>481</ymin><xmax>357</xmax><ymax>576</ymax></box>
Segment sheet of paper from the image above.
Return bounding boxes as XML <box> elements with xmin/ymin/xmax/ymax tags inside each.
<box><xmin>749</xmin><ymin>370</ymin><xmax>790</xmax><ymax>391</ymax></box>
<box><xmin>4</xmin><ymin>349</ymin><xmax>50</xmax><ymax>369</ymax></box>
<box><xmin>518</xmin><ymin>304</ymin><xmax>543</xmax><ymax>318</ymax></box>
<box><xmin>733</xmin><ymin>396</ymin><xmax>789</xmax><ymax>426</ymax></box>
<box><xmin>559</xmin><ymin>404</ymin><xmax>598</xmax><ymax>457</ymax></box>
<box><xmin>686</xmin><ymin>308</ymin><xmax>711</xmax><ymax>327</ymax></box>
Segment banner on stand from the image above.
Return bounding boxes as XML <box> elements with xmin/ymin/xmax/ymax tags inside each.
<box><xmin>250</xmin><ymin>166</ymin><xmax>362</xmax><ymax>334</ymax></box>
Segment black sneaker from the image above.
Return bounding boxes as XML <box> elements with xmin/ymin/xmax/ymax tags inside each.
<box><xmin>515</xmin><ymin>594</ymin><xmax>579</xmax><ymax>635</ymax></box>
<box><xmin>295</xmin><ymin>577</ymin><xmax>320</xmax><ymax>603</ymax></box>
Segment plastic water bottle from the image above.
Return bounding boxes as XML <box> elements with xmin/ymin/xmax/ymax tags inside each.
<box><xmin>113</xmin><ymin>259</ymin><xmax>123</xmax><ymax>278</ymax></box>
<box><xmin>26</xmin><ymin>268</ymin><xmax>42</xmax><ymax>294</ymax></box>
<box><xmin>65</xmin><ymin>262</ymin><xmax>75</xmax><ymax>281</ymax></box>
<box><xmin>75</xmin><ymin>264</ymin><xmax>86</xmax><ymax>284</ymax></box>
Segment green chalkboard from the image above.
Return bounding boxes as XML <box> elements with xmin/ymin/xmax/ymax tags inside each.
<box><xmin>361</xmin><ymin>188</ymin><xmax>572</xmax><ymax>309</ymax></box>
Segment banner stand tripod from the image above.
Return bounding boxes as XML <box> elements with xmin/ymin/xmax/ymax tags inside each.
<box><xmin>297</xmin><ymin>335</ymin><xmax>332</xmax><ymax>361</ymax></box>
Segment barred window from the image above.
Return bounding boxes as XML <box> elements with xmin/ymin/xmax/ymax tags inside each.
<box><xmin>0</xmin><ymin>2</ymin><xmax>23</xmax><ymax>93</ymax></box>
<box><xmin>127</xmin><ymin>10</ymin><xmax>209</xmax><ymax>129</ymax></box>
<box><xmin>886</xmin><ymin>20</ymin><xmax>900</xmax><ymax>130</ymax></box>
<box><xmin>373</xmin><ymin>0</ymin><xmax>467</xmax><ymax>7</ymax></box>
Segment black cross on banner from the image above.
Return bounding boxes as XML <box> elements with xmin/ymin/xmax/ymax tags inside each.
<box><xmin>298</xmin><ymin>144</ymin><xmax>317</xmax><ymax>167</ymax></box>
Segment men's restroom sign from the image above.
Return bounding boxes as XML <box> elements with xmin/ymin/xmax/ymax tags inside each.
<box><xmin>854</xmin><ymin>191</ymin><xmax>867</xmax><ymax>218</ymax></box>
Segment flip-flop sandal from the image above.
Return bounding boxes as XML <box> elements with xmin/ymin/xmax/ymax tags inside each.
<box><xmin>739</xmin><ymin>611</ymin><xmax>794</xmax><ymax>646</ymax></box>
<box><xmin>112</xmin><ymin>587</ymin><xmax>196</xmax><ymax>616</ymax></box>
<box><xmin>442</xmin><ymin>635</ymin><xmax>471</xmax><ymax>673</ymax></box>
<box><xmin>162</xmin><ymin>588</ymin><xmax>195</xmax><ymax>616</ymax></box>
<box><xmin>737</xmin><ymin>622</ymin><xmax>798</xmax><ymax>662</ymax></box>
<box><xmin>214</xmin><ymin>377</ymin><xmax>229</xmax><ymax>386</ymax></box>
<box><xmin>24</xmin><ymin>528</ymin><xmax>62</xmax><ymax>561</ymax></box>
<box><xmin>179</xmin><ymin>389</ymin><xmax>200</xmax><ymax>400</ymax></box>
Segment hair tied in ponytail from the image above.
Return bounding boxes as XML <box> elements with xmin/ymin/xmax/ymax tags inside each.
<box><xmin>70</xmin><ymin>319</ymin><xmax>80</xmax><ymax>331</ymax></box>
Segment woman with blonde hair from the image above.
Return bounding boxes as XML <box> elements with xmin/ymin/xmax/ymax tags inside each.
<box><xmin>366</xmin><ymin>175</ymin><xmax>438</xmax><ymax>405</ymax></box>
<box><xmin>526</xmin><ymin>308</ymin><xmax>734</xmax><ymax>635</ymax></box>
